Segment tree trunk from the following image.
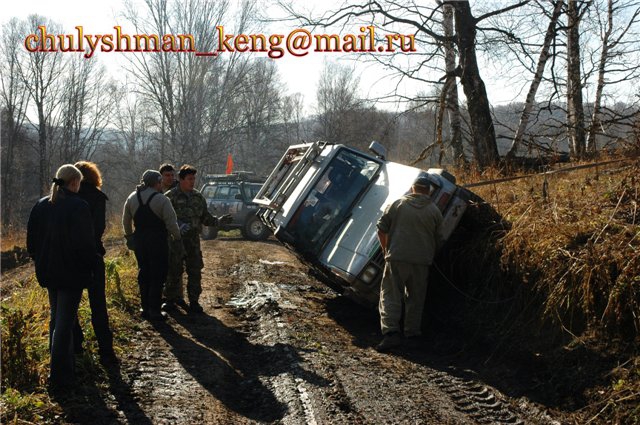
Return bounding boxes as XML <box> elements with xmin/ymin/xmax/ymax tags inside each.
<box><xmin>567</xmin><ymin>0</ymin><xmax>586</xmax><ymax>159</ymax></box>
<box><xmin>507</xmin><ymin>0</ymin><xmax>564</xmax><ymax>160</ymax></box>
<box><xmin>1</xmin><ymin>111</ymin><xmax>15</xmax><ymax>227</ymax></box>
<box><xmin>449</xmin><ymin>1</ymin><xmax>500</xmax><ymax>168</ymax></box>
<box><xmin>586</xmin><ymin>0</ymin><xmax>614</xmax><ymax>154</ymax></box>
<box><xmin>37</xmin><ymin>102</ymin><xmax>48</xmax><ymax>196</ymax></box>
<box><xmin>442</xmin><ymin>3</ymin><xmax>464</xmax><ymax>164</ymax></box>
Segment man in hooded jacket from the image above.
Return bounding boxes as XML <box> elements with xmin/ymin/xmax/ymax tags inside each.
<box><xmin>375</xmin><ymin>175</ymin><xmax>444</xmax><ymax>352</ymax></box>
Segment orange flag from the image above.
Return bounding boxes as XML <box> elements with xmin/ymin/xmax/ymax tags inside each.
<box><xmin>225</xmin><ymin>154</ymin><xmax>233</xmax><ymax>174</ymax></box>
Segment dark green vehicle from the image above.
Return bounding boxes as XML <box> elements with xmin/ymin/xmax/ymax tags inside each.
<box><xmin>200</xmin><ymin>172</ymin><xmax>271</xmax><ymax>241</ymax></box>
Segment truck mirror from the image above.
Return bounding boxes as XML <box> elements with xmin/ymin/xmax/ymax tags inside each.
<box><xmin>234</xmin><ymin>193</ymin><xmax>243</xmax><ymax>200</ymax></box>
<box><xmin>369</xmin><ymin>141</ymin><xmax>386</xmax><ymax>160</ymax></box>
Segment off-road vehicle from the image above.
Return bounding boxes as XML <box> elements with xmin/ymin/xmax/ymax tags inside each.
<box><xmin>254</xmin><ymin>141</ymin><xmax>484</xmax><ymax>306</ymax></box>
<box><xmin>200</xmin><ymin>172</ymin><xmax>271</xmax><ymax>241</ymax></box>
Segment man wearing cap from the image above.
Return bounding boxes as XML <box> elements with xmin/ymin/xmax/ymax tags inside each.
<box><xmin>375</xmin><ymin>175</ymin><xmax>444</xmax><ymax>352</ymax></box>
<box><xmin>123</xmin><ymin>170</ymin><xmax>181</xmax><ymax>320</ymax></box>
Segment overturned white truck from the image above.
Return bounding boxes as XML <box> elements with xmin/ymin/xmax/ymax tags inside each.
<box><xmin>254</xmin><ymin>141</ymin><xmax>477</xmax><ymax>307</ymax></box>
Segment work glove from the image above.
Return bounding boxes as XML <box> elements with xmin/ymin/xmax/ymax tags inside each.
<box><xmin>218</xmin><ymin>214</ymin><xmax>233</xmax><ymax>226</ymax></box>
<box><xmin>124</xmin><ymin>234</ymin><xmax>135</xmax><ymax>251</ymax></box>
<box><xmin>179</xmin><ymin>222</ymin><xmax>191</xmax><ymax>236</ymax></box>
<box><xmin>170</xmin><ymin>238</ymin><xmax>186</xmax><ymax>259</ymax></box>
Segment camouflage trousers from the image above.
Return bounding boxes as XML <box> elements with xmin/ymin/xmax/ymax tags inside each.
<box><xmin>164</xmin><ymin>237</ymin><xmax>204</xmax><ymax>303</ymax></box>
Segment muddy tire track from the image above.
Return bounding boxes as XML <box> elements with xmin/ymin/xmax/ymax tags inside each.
<box><xmin>219</xmin><ymin>240</ymin><xmax>561</xmax><ymax>424</ymax></box>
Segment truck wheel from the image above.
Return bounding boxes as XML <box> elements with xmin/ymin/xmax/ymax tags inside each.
<box><xmin>201</xmin><ymin>226</ymin><xmax>218</xmax><ymax>240</ymax></box>
<box><xmin>241</xmin><ymin>216</ymin><xmax>269</xmax><ymax>241</ymax></box>
<box><xmin>457</xmin><ymin>188</ymin><xmax>503</xmax><ymax>231</ymax></box>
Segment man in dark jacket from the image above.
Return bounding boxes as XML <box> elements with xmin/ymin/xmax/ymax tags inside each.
<box><xmin>375</xmin><ymin>175</ymin><xmax>443</xmax><ymax>352</ymax></box>
<box><xmin>72</xmin><ymin>161</ymin><xmax>116</xmax><ymax>364</ymax></box>
<box><xmin>27</xmin><ymin>164</ymin><xmax>97</xmax><ymax>393</ymax></box>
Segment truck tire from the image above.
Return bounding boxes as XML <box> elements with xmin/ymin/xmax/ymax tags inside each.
<box><xmin>201</xmin><ymin>226</ymin><xmax>218</xmax><ymax>240</ymax></box>
<box><xmin>457</xmin><ymin>188</ymin><xmax>503</xmax><ymax>231</ymax></box>
<box><xmin>241</xmin><ymin>215</ymin><xmax>269</xmax><ymax>241</ymax></box>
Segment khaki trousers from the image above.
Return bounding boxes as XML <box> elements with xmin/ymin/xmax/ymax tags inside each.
<box><xmin>379</xmin><ymin>260</ymin><xmax>430</xmax><ymax>337</ymax></box>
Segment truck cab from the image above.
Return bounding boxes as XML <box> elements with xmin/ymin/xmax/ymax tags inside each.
<box><xmin>254</xmin><ymin>142</ymin><xmax>470</xmax><ymax>306</ymax></box>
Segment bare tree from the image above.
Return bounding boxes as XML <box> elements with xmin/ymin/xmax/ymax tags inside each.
<box><xmin>506</xmin><ymin>0</ymin><xmax>565</xmax><ymax>160</ymax></box>
<box><xmin>122</xmin><ymin>0</ymin><xmax>260</xmax><ymax>173</ymax></box>
<box><xmin>585</xmin><ymin>0</ymin><xmax>640</xmax><ymax>153</ymax></box>
<box><xmin>236</xmin><ymin>59</ymin><xmax>283</xmax><ymax>172</ymax></box>
<box><xmin>281</xmin><ymin>92</ymin><xmax>305</xmax><ymax>144</ymax></box>
<box><xmin>314</xmin><ymin>61</ymin><xmax>361</xmax><ymax>144</ymax></box>
<box><xmin>15</xmin><ymin>15</ymin><xmax>67</xmax><ymax>195</ymax></box>
<box><xmin>0</xmin><ymin>18</ymin><xmax>30</xmax><ymax>227</ymax></box>
<box><xmin>566</xmin><ymin>0</ymin><xmax>589</xmax><ymax>158</ymax></box>
<box><xmin>441</xmin><ymin>2</ymin><xmax>463</xmax><ymax>164</ymax></box>
<box><xmin>55</xmin><ymin>56</ymin><xmax>116</xmax><ymax>163</ymax></box>
<box><xmin>280</xmin><ymin>0</ymin><xmax>531</xmax><ymax>168</ymax></box>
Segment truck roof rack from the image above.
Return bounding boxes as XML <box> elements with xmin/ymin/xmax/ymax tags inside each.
<box><xmin>203</xmin><ymin>171</ymin><xmax>264</xmax><ymax>183</ymax></box>
<box><xmin>253</xmin><ymin>141</ymin><xmax>326</xmax><ymax>211</ymax></box>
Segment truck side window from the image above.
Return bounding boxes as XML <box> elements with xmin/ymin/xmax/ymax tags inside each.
<box><xmin>228</xmin><ymin>186</ymin><xmax>241</xmax><ymax>200</ymax></box>
<box><xmin>214</xmin><ymin>186</ymin><xmax>229</xmax><ymax>200</ymax></box>
<box><xmin>202</xmin><ymin>186</ymin><xmax>216</xmax><ymax>199</ymax></box>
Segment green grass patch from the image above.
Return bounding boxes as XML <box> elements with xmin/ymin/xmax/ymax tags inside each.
<box><xmin>1</xmin><ymin>248</ymin><xmax>141</xmax><ymax>423</ymax></box>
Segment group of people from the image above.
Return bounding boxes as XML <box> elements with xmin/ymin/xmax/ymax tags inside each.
<box><xmin>122</xmin><ymin>163</ymin><xmax>227</xmax><ymax>319</ymax></box>
<box><xmin>26</xmin><ymin>158</ymin><xmax>442</xmax><ymax>394</ymax></box>
<box><xmin>27</xmin><ymin>161</ymin><xmax>228</xmax><ymax>394</ymax></box>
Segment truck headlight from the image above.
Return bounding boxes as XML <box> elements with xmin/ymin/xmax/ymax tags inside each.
<box><xmin>360</xmin><ymin>264</ymin><xmax>379</xmax><ymax>284</ymax></box>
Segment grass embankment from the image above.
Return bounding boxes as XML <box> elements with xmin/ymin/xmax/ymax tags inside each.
<box><xmin>446</xmin><ymin>159</ymin><xmax>639</xmax><ymax>423</ymax></box>
<box><xmin>1</xmin><ymin>247</ymin><xmax>140</xmax><ymax>423</ymax></box>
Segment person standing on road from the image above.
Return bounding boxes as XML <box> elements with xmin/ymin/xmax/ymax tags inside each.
<box><xmin>71</xmin><ymin>161</ymin><xmax>117</xmax><ymax>364</ymax></box>
<box><xmin>27</xmin><ymin>164</ymin><xmax>97</xmax><ymax>394</ymax></box>
<box><xmin>159</xmin><ymin>163</ymin><xmax>178</xmax><ymax>193</ymax></box>
<box><xmin>123</xmin><ymin>170</ymin><xmax>181</xmax><ymax>321</ymax></box>
<box><xmin>375</xmin><ymin>175</ymin><xmax>444</xmax><ymax>353</ymax></box>
<box><xmin>164</xmin><ymin>165</ymin><xmax>230</xmax><ymax>314</ymax></box>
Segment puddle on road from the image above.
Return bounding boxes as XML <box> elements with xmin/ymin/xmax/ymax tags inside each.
<box><xmin>227</xmin><ymin>280</ymin><xmax>298</xmax><ymax>310</ymax></box>
<box><xmin>258</xmin><ymin>259</ymin><xmax>289</xmax><ymax>266</ymax></box>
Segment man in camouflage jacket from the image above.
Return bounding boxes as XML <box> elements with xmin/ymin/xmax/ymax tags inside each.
<box><xmin>164</xmin><ymin>165</ymin><xmax>224</xmax><ymax>313</ymax></box>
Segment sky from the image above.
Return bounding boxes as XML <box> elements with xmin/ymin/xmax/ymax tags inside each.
<box><xmin>4</xmin><ymin>0</ymin><xmax>593</xmax><ymax>115</ymax></box>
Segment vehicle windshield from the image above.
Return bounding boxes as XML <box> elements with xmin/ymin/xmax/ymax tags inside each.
<box><xmin>286</xmin><ymin>149</ymin><xmax>380</xmax><ymax>256</ymax></box>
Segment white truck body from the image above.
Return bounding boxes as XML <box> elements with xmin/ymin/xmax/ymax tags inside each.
<box><xmin>254</xmin><ymin>142</ymin><xmax>468</xmax><ymax>306</ymax></box>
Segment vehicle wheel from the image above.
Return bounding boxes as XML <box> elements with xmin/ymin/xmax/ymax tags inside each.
<box><xmin>457</xmin><ymin>188</ymin><xmax>504</xmax><ymax>231</ymax></box>
<box><xmin>201</xmin><ymin>226</ymin><xmax>218</xmax><ymax>240</ymax></box>
<box><xmin>241</xmin><ymin>215</ymin><xmax>269</xmax><ymax>241</ymax></box>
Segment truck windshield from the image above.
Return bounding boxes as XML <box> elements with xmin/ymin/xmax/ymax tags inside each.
<box><xmin>286</xmin><ymin>149</ymin><xmax>380</xmax><ymax>256</ymax></box>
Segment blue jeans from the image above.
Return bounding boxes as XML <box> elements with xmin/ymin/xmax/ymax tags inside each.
<box><xmin>48</xmin><ymin>288</ymin><xmax>83</xmax><ymax>387</ymax></box>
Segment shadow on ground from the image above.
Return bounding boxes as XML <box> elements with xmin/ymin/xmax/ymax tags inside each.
<box><xmin>323</xmin><ymin>293</ymin><xmax>620</xmax><ymax>413</ymax></box>
<box><xmin>153</xmin><ymin>309</ymin><xmax>329</xmax><ymax>422</ymax></box>
<box><xmin>55</xmin><ymin>358</ymin><xmax>151</xmax><ymax>425</ymax></box>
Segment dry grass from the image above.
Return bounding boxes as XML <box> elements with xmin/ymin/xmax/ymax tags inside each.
<box><xmin>468</xmin><ymin>160</ymin><xmax>640</xmax><ymax>337</ymax></box>
<box><xmin>1</xmin><ymin>225</ymin><xmax>26</xmax><ymax>251</ymax></box>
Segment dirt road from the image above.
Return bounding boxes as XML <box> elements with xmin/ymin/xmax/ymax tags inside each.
<box><xmin>61</xmin><ymin>238</ymin><xmax>564</xmax><ymax>424</ymax></box>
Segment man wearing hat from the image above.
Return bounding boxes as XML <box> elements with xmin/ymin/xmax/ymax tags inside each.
<box><xmin>375</xmin><ymin>174</ymin><xmax>444</xmax><ymax>352</ymax></box>
<box><xmin>122</xmin><ymin>170</ymin><xmax>181</xmax><ymax>320</ymax></box>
